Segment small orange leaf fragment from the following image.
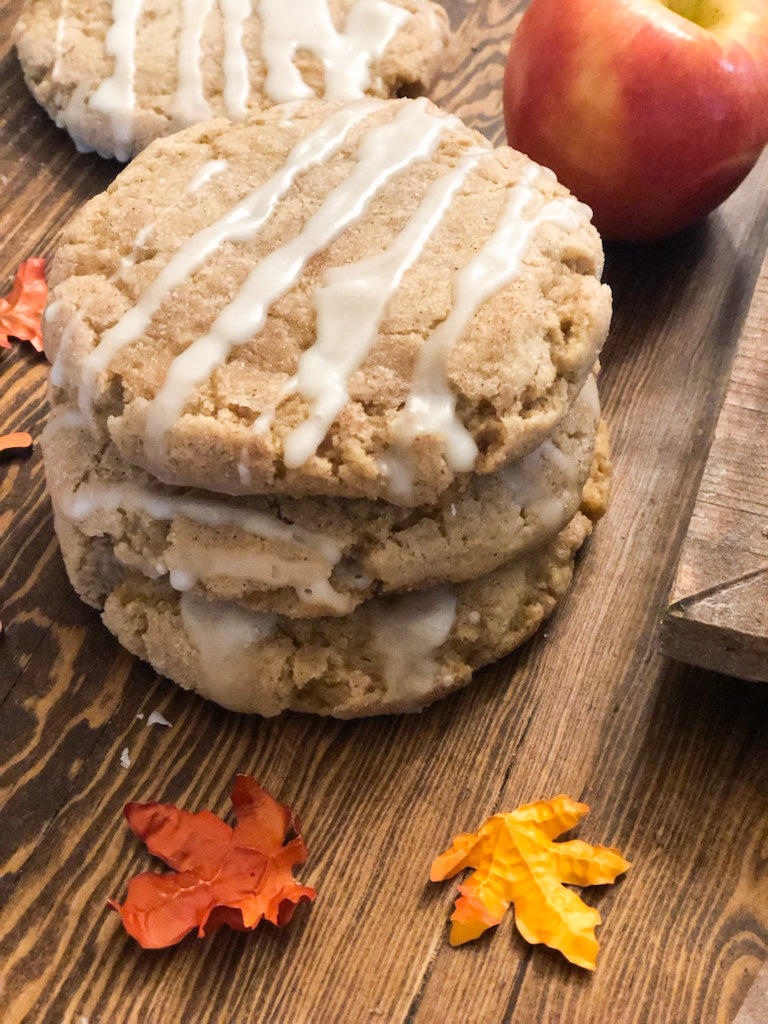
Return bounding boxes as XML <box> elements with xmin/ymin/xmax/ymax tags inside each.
<box><xmin>0</xmin><ymin>259</ymin><xmax>47</xmax><ymax>352</ymax></box>
<box><xmin>430</xmin><ymin>795</ymin><xmax>630</xmax><ymax>969</ymax></box>
<box><xmin>108</xmin><ymin>775</ymin><xmax>315</xmax><ymax>948</ymax></box>
<box><xmin>0</xmin><ymin>431</ymin><xmax>33</xmax><ymax>460</ymax></box>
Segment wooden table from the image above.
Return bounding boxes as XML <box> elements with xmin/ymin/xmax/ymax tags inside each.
<box><xmin>1</xmin><ymin>1</ymin><xmax>767</xmax><ymax>1021</ymax></box>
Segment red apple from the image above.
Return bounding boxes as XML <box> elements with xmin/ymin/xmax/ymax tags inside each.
<box><xmin>503</xmin><ymin>0</ymin><xmax>768</xmax><ymax>241</ymax></box>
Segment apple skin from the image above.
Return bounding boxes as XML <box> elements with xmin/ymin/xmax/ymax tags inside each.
<box><xmin>503</xmin><ymin>0</ymin><xmax>768</xmax><ymax>242</ymax></box>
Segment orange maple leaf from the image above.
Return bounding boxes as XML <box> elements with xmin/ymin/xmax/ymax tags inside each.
<box><xmin>430</xmin><ymin>795</ymin><xmax>630</xmax><ymax>970</ymax></box>
<box><xmin>109</xmin><ymin>775</ymin><xmax>316</xmax><ymax>948</ymax></box>
<box><xmin>0</xmin><ymin>258</ymin><xmax>47</xmax><ymax>352</ymax></box>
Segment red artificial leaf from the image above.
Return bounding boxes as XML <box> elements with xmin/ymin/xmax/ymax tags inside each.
<box><xmin>0</xmin><ymin>259</ymin><xmax>47</xmax><ymax>351</ymax></box>
<box><xmin>109</xmin><ymin>775</ymin><xmax>316</xmax><ymax>948</ymax></box>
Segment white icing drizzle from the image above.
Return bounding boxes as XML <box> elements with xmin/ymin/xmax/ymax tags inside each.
<box><xmin>45</xmin><ymin>407</ymin><xmax>87</xmax><ymax>434</ymax></box>
<box><xmin>578</xmin><ymin>372</ymin><xmax>600</xmax><ymax>421</ymax></box>
<box><xmin>502</xmin><ymin>439</ymin><xmax>576</xmax><ymax>534</ymax></box>
<box><xmin>128</xmin><ymin>222</ymin><xmax>155</xmax><ymax>257</ymax></box>
<box><xmin>369</xmin><ymin>586</ymin><xmax>456</xmax><ymax>701</ymax></box>
<box><xmin>250</xmin><ymin>385</ymin><xmax>293</xmax><ymax>437</ymax></box>
<box><xmin>143</xmin><ymin>99</ymin><xmax>454</xmax><ymax>468</ymax></box>
<box><xmin>259</xmin><ymin>0</ymin><xmax>409</xmax><ymax>103</ymax></box>
<box><xmin>52</xmin><ymin>158</ymin><xmax>229</xmax><ymax>390</ymax></box>
<box><xmin>164</xmin><ymin>542</ymin><xmax>352</xmax><ymax>610</ymax></box>
<box><xmin>169</xmin><ymin>568</ymin><xmax>197</xmax><ymax>591</ymax></box>
<box><xmin>49</xmin><ymin>308</ymin><xmax>86</xmax><ymax>388</ymax></box>
<box><xmin>185</xmin><ymin>157</ymin><xmax>228</xmax><ymax>193</ymax></box>
<box><xmin>45</xmin><ymin>405</ymin><xmax>338</xmax><ymax>547</ymax></box>
<box><xmin>122</xmin><ymin>159</ymin><xmax>229</xmax><ymax>266</ymax></box>
<box><xmin>299</xmin><ymin>577</ymin><xmax>351</xmax><ymax>612</ymax></box>
<box><xmin>502</xmin><ymin>372</ymin><xmax>598</xmax><ymax>532</ymax></box>
<box><xmin>66</xmin><ymin>476</ymin><xmax>349</xmax><ymax>607</ymax></box>
<box><xmin>62</xmin><ymin>476</ymin><xmax>341</xmax><ymax>562</ymax></box>
<box><xmin>179</xmin><ymin>591</ymin><xmax>277</xmax><ymax>682</ymax></box>
<box><xmin>123</xmin><ymin>159</ymin><xmax>229</xmax><ymax>270</ymax></box>
<box><xmin>44</xmin><ymin>301</ymin><xmax>61</xmax><ymax>324</ymax></box>
<box><xmin>281</xmin><ymin>148</ymin><xmax>489</xmax><ymax>469</ymax></box>
<box><xmin>89</xmin><ymin>0</ymin><xmax>145</xmax><ymax>161</ymax></box>
<box><xmin>387</xmin><ymin>165</ymin><xmax>590</xmax><ymax>499</ymax></box>
<box><xmin>180</xmin><ymin>583</ymin><xmax>455</xmax><ymax>704</ymax></box>
<box><xmin>52</xmin><ymin>0</ymin><xmax>67</xmax><ymax>82</ymax></box>
<box><xmin>78</xmin><ymin>101</ymin><xmax>379</xmax><ymax>426</ymax></box>
<box><xmin>220</xmin><ymin>0</ymin><xmax>252</xmax><ymax>119</ymax></box>
<box><xmin>377</xmin><ymin>449</ymin><xmax>413</xmax><ymax>502</ymax></box>
<box><xmin>170</xmin><ymin>0</ymin><xmax>216</xmax><ymax>125</ymax></box>
<box><xmin>237</xmin><ymin>448</ymin><xmax>252</xmax><ymax>485</ymax></box>
<box><xmin>56</xmin><ymin>84</ymin><xmax>98</xmax><ymax>155</ymax></box>
<box><xmin>178</xmin><ymin>576</ymin><xmax>456</xmax><ymax>700</ymax></box>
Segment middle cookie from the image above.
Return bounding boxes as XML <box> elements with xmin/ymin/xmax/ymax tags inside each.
<box><xmin>43</xmin><ymin>377</ymin><xmax>602</xmax><ymax>618</ymax></box>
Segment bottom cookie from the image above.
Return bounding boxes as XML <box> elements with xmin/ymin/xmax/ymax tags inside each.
<box><xmin>100</xmin><ymin>505</ymin><xmax>600</xmax><ymax>718</ymax></box>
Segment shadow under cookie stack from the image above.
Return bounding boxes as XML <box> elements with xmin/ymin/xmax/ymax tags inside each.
<box><xmin>19</xmin><ymin>2</ymin><xmax>613</xmax><ymax>718</ymax></box>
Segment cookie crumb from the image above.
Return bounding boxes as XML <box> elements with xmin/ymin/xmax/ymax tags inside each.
<box><xmin>147</xmin><ymin>710</ymin><xmax>172</xmax><ymax>728</ymax></box>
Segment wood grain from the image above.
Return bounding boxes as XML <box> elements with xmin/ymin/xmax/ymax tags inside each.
<box><xmin>661</xmin><ymin>252</ymin><xmax>768</xmax><ymax>681</ymax></box>
<box><xmin>1</xmin><ymin>1</ymin><xmax>767</xmax><ymax>1022</ymax></box>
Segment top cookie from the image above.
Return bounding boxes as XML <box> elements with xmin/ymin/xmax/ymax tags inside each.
<box><xmin>13</xmin><ymin>0</ymin><xmax>448</xmax><ymax>160</ymax></box>
<box><xmin>46</xmin><ymin>97</ymin><xmax>612</xmax><ymax>506</ymax></box>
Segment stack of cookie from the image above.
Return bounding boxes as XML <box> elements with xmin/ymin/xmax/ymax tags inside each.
<box><xmin>41</xmin><ymin>97</ymin><xmax>612</xmax><ymax>717</ymax></box>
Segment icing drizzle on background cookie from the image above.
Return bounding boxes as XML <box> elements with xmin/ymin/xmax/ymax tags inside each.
<box><xmin>61</xmin><ymin>0</ymin><xmax>414</xmax><ymax>159</ymax></box>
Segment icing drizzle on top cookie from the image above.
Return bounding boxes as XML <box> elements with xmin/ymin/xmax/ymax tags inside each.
<box><xmin>65</xmin><ymin>99</ymin><xmax>596</xmax><ymax>499</ymax></box>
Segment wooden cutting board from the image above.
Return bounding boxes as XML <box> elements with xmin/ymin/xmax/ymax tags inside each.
<box><xmin>661</xmin><ymin>251</ymin><xmax>768</xmax><ymax>681</ymax></box>
<box><xmin>1</xmin><ymin>1</ymin><xmax>768</xmax><ymax>1022</ymax></box>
